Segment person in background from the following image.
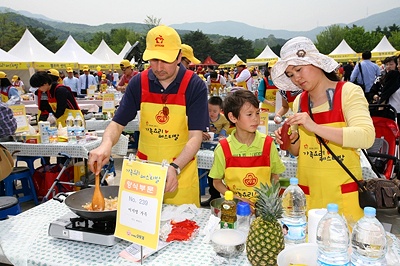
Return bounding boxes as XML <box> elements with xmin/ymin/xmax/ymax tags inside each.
<box><xmin>106</xmin><ymin>69</ymin><xmax>113</xmax><ymax>83</ymax></box>
<box><xmin>99</xmin><ymin>74</ymin><xmax>111</xmax><ymax>92</ymax></box>
<box><xmin>0</xmin><ymin>101</ymin><xmax>17</xmax><ymax>142</ymax></box>
<box><xmin>258</xmin><ymin>60</ymin><xmax>278</xmax><ymax>113</ymax></box>
<box><xmin>88</xmin><ymin>25</ymin><xmax>208</xmax><ymax>207</ymax></box>
<box><xmin>63</xmin><ymin>67</ymin><xmax>79</xmax><ymax>97</ymax></box>
<box><xmin>232</xmin><ymin>61</ymin><xmax>253</xmax><ymax>90</ymax></box>
<box><xmin>180</xmin><ymin>44</ymin><xmax>201</xmax><ymax>69</ymax></box>
<box><xmin>78</xmin><ymin>65</ymin><xmax>96</xmax><ymax>95</ymax></box>
<box><xmin>342</xmin><ymin>60</ymin><xmax>354</xmax><ymax>81</ymax></box>
<box><xmin>112</xmin><ymin>70</ymin><xmax>119</xmax><ymax>87</ymax></box>
<box><xmin>272</xmin><ymin>37</ymin><xmax>375</xmax><ymax>222</ymax></box>
<box><xmin>31</xmin><ymin>69</ymin><xmax>82</xmax><ymax>126</ymax></box>
<box><xmin>11</xmin><ymin>75</ymin><xmax>25</xmax><ymax>93</ymax></box>
<box><xmin>207</xmin><ymin>71</ymin><xmax>226</xmax><ymax>95</ymax></box>
<box><xmin>201</xmin><ymin>96</ymin><xmax>230</xmax><ymax>207</ymax></box>
<box><xmin>350</xmin><ymin>51</ymin><xmax>381</xmax><ymax>101</ymax></box>
<box><xmin>117</xmin><ymin>59</ymin><xmax>138</xmax><ymax>92</ymax></box>
<box><xmin>0</xmin><ymin>71</ymin><xmax>20</xmax><ymax>104</ymax></box>
<box><xmin>273</xmin><ymin>89</ymin><xmax>303</xmax><ymax>124</ymax></box>
<box><xmin>369</xmin><ymin>56</ymin><xmax>398</xmax><ymax>103</ymax></box>
<box><xmin>209</xmin><ymin>90</ymin><xmax>285</xmax><ymax>207</ymax></box>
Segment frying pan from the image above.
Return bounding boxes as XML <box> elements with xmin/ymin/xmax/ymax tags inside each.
<box><xmin>53</xmin><ymin>186</ymin><xmax>119</xmax><ymax>221</ymax></box>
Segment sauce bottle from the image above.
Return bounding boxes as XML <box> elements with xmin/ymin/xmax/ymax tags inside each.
<box><xmin>280</xmin><ymin>120</ymin><xmax>291</xmax><ymax>150</ymax></box>
<box><xmin>220</xmin><ymin>191</ymin><xmax>237</xmax><ymax>229</ymax></box>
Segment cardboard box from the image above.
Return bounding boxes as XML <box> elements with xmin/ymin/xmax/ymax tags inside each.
<box><xmin>73</xmin><ymin>161</ymin><xmax>87</xmax><ymax>190</ymax></box>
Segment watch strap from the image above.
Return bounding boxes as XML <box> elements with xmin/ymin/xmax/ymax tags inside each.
<box><xmin>169</xmin><ymin>162</ymin><xmax>181</xmax><ymax>175</ymax></box>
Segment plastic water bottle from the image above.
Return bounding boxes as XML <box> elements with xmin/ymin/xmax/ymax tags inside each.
<box><xmin>316</xmin><ymin>203</ymin><xmax>350</xmax><ymax>266</ymax></box>
<box><xmin>280</xmin><ymin>177</ymin><xmax>307</xmax><ymax>245</ymax></box>
<box><xmin>351</xmin><ymin>207</ymin><xmax>387</xmax><ymax>266</ymax></box>
<box><xmin>74</xmin><ymin>113</ymin><xmax>85</xmax><ymax>144</ymax></box>
<box><xmin>66</xmin><ymin>113</ymin><xmax>76</xmax><ymax>144</ymax></box>
<box><xmin>236</xmin><ymin>201</ymin><xmax>251</xmax><ymax>235</ymax></box>
<box><xmin>47</xmin><ymin>113</ymin><xmax>57</xmax><ymax>128</ymax></box>
<box><xmin>65</xmin><ymin>113</ymin><xmax>74</xmax><ymax>127</ymax></box>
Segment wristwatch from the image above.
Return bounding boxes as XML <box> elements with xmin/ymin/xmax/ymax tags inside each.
<box><xmin>170</xmin><ymin>162</ymin><xmax>181</xmax><ymax>175</ymax></box>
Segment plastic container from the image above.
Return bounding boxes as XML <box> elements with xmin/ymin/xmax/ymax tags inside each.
<box><xmin>351</xmin><ymin>207</ymin><xmax>387</xmax><ymax>266</ymax></box>
<box><xmin>236</xmin><ymin>201</ymin><xmax>251</xmax><ymax>235</ymax></box>
<box><xmin>65</xmin><ymin>113</ymin><xmax>74</xmax><ymax>127</ymax></box>
<box><xmin>316</xmin><ymin>203</ymin><xmax>350</xmax><ymax>266</ymax></box>
<box><xmin>280</xmin><ymin>177</ymin><xmax>307</xmax><ymax>245</ymax></box>
<box><xmin>47</xmin><ymin>113</ymin><xmax>57</xmax><ymax>128</ymax></box>
<box><xmin>220</xmin><ymin>191</ymin><xmax>237</xmax><ymax>229</ymax></box>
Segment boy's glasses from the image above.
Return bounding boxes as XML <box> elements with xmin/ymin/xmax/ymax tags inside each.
<box><xmin>162</xmin><ymin>94</ymin><xmax>169</xmax><ymax>116</ymax></box>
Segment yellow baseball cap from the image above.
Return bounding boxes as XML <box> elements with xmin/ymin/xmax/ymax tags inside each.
<box><xmin>12</xmin><ymin>75</ymin><xmax>18</xmax><ymax>82</ymax></box>
<box><xmin>120</xmin><ymin>59</ymin><xmax>132</xmax><ymax>68</ymax></box>
<box><xmin>235</xmin><ymin>60</ymin><xmax>246</xmax><ymax>67</ymax></box>
<box><xmin>47</xmin><ymin>69</ymin><xmax>60</xmax><ymax>77</ymax></box>
<box><xmin>268</xmin><ymin>59</ymin><xmax>278</xmax><ymax>68</ymax></box>
<box><xmin>66</xmin><ymin>67</ymin><xmax>73</xmax><ymax>73</ymax></box>
<box><xmin>0</xmin><ymin>71</ymin><xmax>7</xmax><ymax>79</ymax></box>
<box><xmin>101</xmin><ymin>74</ymin><xmax>106</xmax><ymax>79</ymax></box>
<box><xmin>143</xmin><ymin>25</ymin><xmax>182</xmax><ymax>63</ymax></box>
<box><xmin>181</xmin><ymin>44</ymin><xmax>201</xmax><ymax>65</ymax></box>
<box><xmin>83</xmin><ymin>65</ymin><xmax>89</xmax><ymax>71</ymax></box>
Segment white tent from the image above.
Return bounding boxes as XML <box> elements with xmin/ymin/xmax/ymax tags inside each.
<box><xmin>328</xmin><ymin>39</ymin><xmax>359</xmax><ymax>62</ymax></box>
<box><xmin>219</xmin><ymin>54</ymin><xmax>243</xmax><ymax>68</ymax></box>
<box><xmin>118</xmin><ymin>41</ymin><xmax>132</xmax><ymax>60</ymax></box>
<box><xmin>92</xmin><ymin>40</ymin><xmax>120</xmax><ymax>65</ymax></box>
<box><xmin>372</xmin><ymin>35</ymin><xmax>397</xmax><ymax>53</ymax></box>
<box><xmin>247</xmin><ymin>45</ymin><xmax>279</xmax><ymax>66</ymax></box>
<box><xmin>8</xmin><ymin>29</ymin><xmax>65</xmax><ymax>64</ymax></box>
<box><xmin>56</xmin><ymin>35</ymin><xmax>109</xmax><ymax>70</ymax></box>
<box><xmin>0</xmin><ymin>48</ymin><xmax>26</xmax><ymax>63</ymax></box>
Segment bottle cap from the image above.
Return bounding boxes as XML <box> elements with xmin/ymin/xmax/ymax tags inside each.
<box><xmin>224</xmin><ymin>190</ymin><xmax>234</xmax><ymax>200</ymax></box>
<box><xmin>364</xmin><ymin>206</ymin><xmax>376</xmax><ymax>216</ymax></box>
<box><xmin>236</xmin><ymin>201</ymin><xmax>251</xmax><ymax>216</ymax></box>
<box><xmin>289</xmin><ymin>177</ymin><xmax>298</xmax><ymax>185</ymax></box>
<box><xmin>327</xmin><ymin>203</ymin><xmax>338</xmax><ymax>213</ymax></box>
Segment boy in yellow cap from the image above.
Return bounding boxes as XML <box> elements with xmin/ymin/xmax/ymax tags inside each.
<box><xmin>88</xmin><ymin>25</ymin><xmax>209</xmax><ymax>207</ymax></box>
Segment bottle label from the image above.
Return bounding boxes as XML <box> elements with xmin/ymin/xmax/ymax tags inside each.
<box><xmin>220</xmin><ymin>221</ymin><xmax>237</xmax><ymax>229</ymax></box>
<box><xmin>280</xmin><ymin>219</ymin><xmax>307</xmax><ymax>242</ymax></box>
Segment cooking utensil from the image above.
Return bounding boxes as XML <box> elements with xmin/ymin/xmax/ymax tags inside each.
<box><xmin>91</xmin><ymin>162</ymin><xmax>105</xmax><ymax>211</ymax></box>
<box><xmin>210</xmin><ymin>229</ymin><xmax>246</xmax><ymax>258</ymax></box>
<box><xmin>53</xmin><ymin>186</ymin><xmax>119</xmax><ymax>221</ymax></box>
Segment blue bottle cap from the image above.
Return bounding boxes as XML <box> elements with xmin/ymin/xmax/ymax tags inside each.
<box><xmin>236</xmin><ymin>201</ymin><xmax>251</xmax><ymax>216</ymax></box>
<box><xmin>364</xmin><ymin>206</ymin><xmax>376</xmax><ymax>216</ymax></box>
<box><xmin>327</xmin><ymin>203</ymin><xmax>338</xmax><ymax>213</ymax></box>
<box><xmin>289</xmin><ymin>177</ymin><xmax>298</xmax><ymax>185</ymax></box>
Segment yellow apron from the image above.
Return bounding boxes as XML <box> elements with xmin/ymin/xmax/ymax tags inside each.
<box><xmin>1</xmin><ymin>86</ymin><xmax>11</xmax><ymax>103</ymax></box>
<box><xmin>136</xmin><ymin>69</ymin><xmax>200</xmax><ymax>207</ymax></box>
<box><xmin>220</xmin><ymin>137</ymin><xmax>273</xmax><ymax>203</ymax></box>
<box><xmin>260</xmin><ymin>77</ymin><xmax>278</xmax><ymax>113</ymax></box>
<box><xmin>234</xmin><ymin>71</ymin><xmax>250</xmax><ymax>90</ymax></box>
<box><xmin>38</xmin><ymin>85</ymin><xmax>83</xmax><ymax>127</ymax></box>
<box><xmin>297</xmin><ymin>82</ymin><xmax>363</xmax><ymax>222</ymax></box>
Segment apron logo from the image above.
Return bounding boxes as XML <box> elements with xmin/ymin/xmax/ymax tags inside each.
<box><xmin>155</xmin><ymin>110</ymin><xmax>169</xmax><ymax>124</ymax></box>
<box><xmin>243</xmin><ymin>173</ymin><xmax>258</xmax><ymax>187</ymax></box>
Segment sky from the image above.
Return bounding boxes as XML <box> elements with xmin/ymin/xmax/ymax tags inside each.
<box><xmin>1</xmin><ymin>0</ymin><xmax>400</xmax><ymax>31</ymax></box>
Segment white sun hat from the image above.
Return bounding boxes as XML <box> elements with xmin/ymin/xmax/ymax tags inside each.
<box><xmin>271</xmin><ymin>36</ymin><xmax>339</xmax><ymax>91</ymax></box>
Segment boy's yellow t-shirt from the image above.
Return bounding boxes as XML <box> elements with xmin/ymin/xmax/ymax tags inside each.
<box><xmin>209</xmin><ymin>129</ymin><xmax>286</xmax><ymax>180</ymax></box>
<box><xmin>210</xmin><ymin>113</ymin><xmax>230</xmax><ymax>136</ymax></box>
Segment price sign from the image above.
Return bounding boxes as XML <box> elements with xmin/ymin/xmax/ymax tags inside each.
<box><xmin>9</xmin><ymin>104</ymin><xmax>29</xmax><ymax>133</ymax></box>
<box><xmin>114</xmin><ymin>158</ymin><xmax>167</xmax><ymax>250</ymax></box>
<box><xmin>257</xmin><ymin>110</ymin><xmax>269</xmax><ymax>134</ymax></box>
<box><xmin>87</xmin><ymin>85</ymin><xmax>96</xmax><ymax>97</ymax></box>
<box><xmin>102</xmin><ymin>93</ymin><xmax>115</xmax><ymax>113</ymax></box>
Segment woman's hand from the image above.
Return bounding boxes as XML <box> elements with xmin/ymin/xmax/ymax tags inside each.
<box><xmin>286</xmin><ymin>112</ymin><xmax>318</xmax><ymax>133</ymax></box>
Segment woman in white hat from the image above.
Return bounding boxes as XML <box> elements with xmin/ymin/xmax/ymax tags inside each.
<box><xmin>272</xmin><ymin>37</ymin><xmax>375</xmax><ymax>222</ymax></box>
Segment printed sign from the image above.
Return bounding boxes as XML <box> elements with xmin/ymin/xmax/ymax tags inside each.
<box><xmin>102</xmin><ymin>93</ymin><xmax>115</xmax><ymax>113</ymax></box>
<box><xmin>9</xmin><ymin>105</ymin><xmax>29</xmax><ymax>133</ymax></box>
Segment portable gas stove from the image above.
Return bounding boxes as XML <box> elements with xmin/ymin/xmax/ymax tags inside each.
<box><xmin>48</xmin><ymin>211</ymin><xmax>117</xmax><ymax>246</ymax></box>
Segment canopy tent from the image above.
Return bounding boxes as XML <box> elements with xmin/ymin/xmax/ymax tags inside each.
<box><xmin>201</xmin><ymin>56</ymin><xmax>219</xmax><ymax>66</ymax></box>
<box><xmin>219</xmin><ymin>54</ymin><xmax>243</xmax><ymax>68</ymax></box>
<box><xmin>55</xmin><ymin>35</ymin><xmax>109</xmax><ymax>71</ymax></box>
<box><xmin>0</xmin><ymin>48</ymin><xmax>31</xmax><ymax>91</ymax></box>
<box><xmin>371</xmin><ymin>35</ymin><xmax>397</xmax><ymax>60</ymax></box>
<box><xmin>92</xmin><ymin>40</ymin><xmax>121</xmax><ymax>65</ymax></box>
<box><xmin>247</xmin><ymin>45</ymin><xmax>279</xmax><ymax>66</ymax></box>
<box><xmin>118</xmin><ymin>41</ymin><xmax>137</xmax><ymax>65</ymax></box>
<box><xmin>328</xmin><ymin>39</ymin><xmax>359</xmax><ymax>63</ymax></box>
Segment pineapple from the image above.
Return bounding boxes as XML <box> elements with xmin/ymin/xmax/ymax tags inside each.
<box><xmin>246</xmin><ymin>182</ymin><xmax>285</xmax><ymax>266</ymax></box>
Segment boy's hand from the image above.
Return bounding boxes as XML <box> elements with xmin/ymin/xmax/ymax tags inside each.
<box><xmin>202</xmin><ymin>132</ymin><xmax>211</xmax><ymax>141</ymax></box>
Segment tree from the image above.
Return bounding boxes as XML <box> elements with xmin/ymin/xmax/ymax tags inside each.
<box><xmin>389</xmin><ymin>31</ymin><xmax>400</xmax><ymax>50</ymax></box>
<box><xmin>144</xmin><ymin>15</ymin><xmax>161</xmax><ymax>31</ymax></box>
<box><xmin>315</xmin><ymin>25</ymin><xmax>345</xmax><ymax>54</ymax></box>
<box><xmin>182</xmin><ymin>30</ymin><xmax>216</xmax><ymax>63</ymax></box>
<box><xmin>216</xmin><ymin>36</ymin><xmax>255</xmax><ymax>64</ymax></box>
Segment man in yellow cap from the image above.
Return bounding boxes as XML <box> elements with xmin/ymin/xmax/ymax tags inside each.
<box><xmin>63</xmin><ymin>67</ymin><xmax>79</xmax><ymax>97</ymax></box>
<box><xmin>0</xmin><ymin>71</ymin><xmax>20</xmax><ymax>103</ymax></box>
<box><xmin>232</xmin><ymin>60</ymin><xmax>253</xmax><ymax>89</ymax></box>
<box><xmin>117</xmin><ymin>59</ymin><xmax>138</xmax><ymax>92</ymax></box>
<box><xmin>88</xmin><ymin>25</ymin><xmax>208</xmax><ymax>207</ymax></box>
<box><xmin>180</xmin><ymin>44</ymin><xmax>201</xmax><ymax>69</ymax></box>
<box><xmin>78</xmin><ymin>65</ymin><xmax>96</xmax><ymax>95</ymax></box>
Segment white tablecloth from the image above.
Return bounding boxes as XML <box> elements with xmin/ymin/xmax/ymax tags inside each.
<box><xmin>0</xmin><ymin>200</ymin><xmax>250</xmax><ymax>266</ymax></box>
<box><xmin>0</xmin><ymin>135</ymin><xmax>128</xmax><ymax>158</ymax></box>
<box><xmin>85</xmin><ymin>118</ymin><xmax>139</xmax><ymax>132</ymax></box>
<box><xmin>196</xmin><ymin>150</ymin><xmax>378</xmax><ymax>180</ymax></box>
<box><xmin>24</xmin><ymin>104</ymin><xmax>99</xmax><ymax>115</ymax></box>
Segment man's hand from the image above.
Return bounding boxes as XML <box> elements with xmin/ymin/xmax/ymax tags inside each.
<box><xmin>165</xmin><ymin>166</ymin><xmax>179</xmax><ymax>192</ymax></box>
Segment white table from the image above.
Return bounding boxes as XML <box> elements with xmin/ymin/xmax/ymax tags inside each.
<box><xmin>24</xmin><ymin>104</ymin><xmax>99</xmax><ymax>115</ymax></box>
<box><xmin>196</xmin><ymin>149</ymin><xmax>378</xmax><ymax>180</ymax></box>
<box><xmin>85</xmin><ymin>118</ymin><xmax>139</xmax><ymax>132</ymax></box>
<box><xmin>0</xmin><ymin>200</ymin><xmax>250</xmax><ymax>266</ymax></box>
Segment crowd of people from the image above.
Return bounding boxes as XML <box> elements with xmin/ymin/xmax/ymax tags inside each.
<box><xmin>2</xmin><ymin>24</ymin><xmax>399</xmax><ymax>220</ymax></box>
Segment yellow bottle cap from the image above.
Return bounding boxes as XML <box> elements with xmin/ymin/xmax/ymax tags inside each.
<box><xmin>224</xmin><ymin>191</ymin><xmax>234</xmax><ymax>200</ymax></box>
